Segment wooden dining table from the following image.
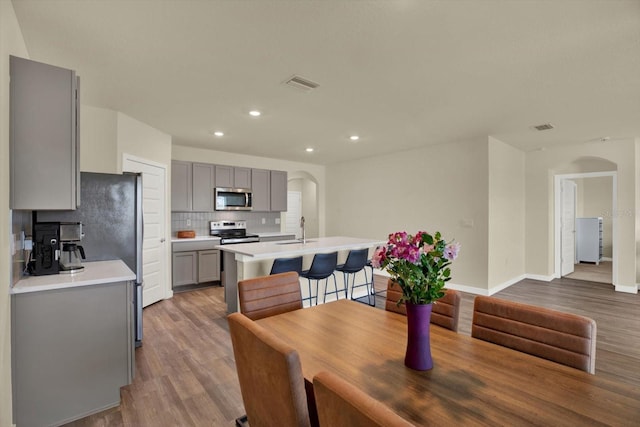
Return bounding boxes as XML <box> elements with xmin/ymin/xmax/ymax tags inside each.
<box><xmin>256</xmin><ymin>299</ymin><xmax>640</xmax><ymax>426</ymax></box>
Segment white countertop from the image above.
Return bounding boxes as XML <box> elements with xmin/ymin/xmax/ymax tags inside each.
<box><xmin>171</xmin><ymin>236</ymin><xmax>221</xmax><ymax>243</ymax></box>
<box><xmin>11</xmin><ymin>260</ymin><xmax>136</xmax><ymax>294</ymax></box>
<box><xmin>217</xmin><ymin>236</ymin><xmax>385</xmax><ymax>261</ymax></box>
<box><xmin>254</xmin><ymin>232</ymin><xmax>296</xmax><ymax>238</ymax></box>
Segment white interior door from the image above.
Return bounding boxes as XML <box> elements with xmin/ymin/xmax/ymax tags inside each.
<box><xmin>561</xmin><ymin>179</ymin><xmax>577</xmax><ymax>276</ymax></box>
<box><xmin>123</xmin><ymin>156</ymin><xmax>168</xmax><ymax>307</ymax></box>
<box><xmin>286</xmin><ymin>191</ymin><xmax>302</xmax><ymax>238</ymax></box>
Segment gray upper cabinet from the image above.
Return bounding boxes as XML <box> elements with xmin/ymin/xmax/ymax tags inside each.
<box><xmin>251</xmin><ymin>169</ymin><xmax>270</xmax><ymax>212</ymax></box>
<box><xmin>192</xmin><ymin>163</ymin><xmax>215</xmax><ymax>211</ymax></box>
<box><xmin>171</xmin><ymin>161</ymin><xmax>283</xmax><ymax>212</ymax></box>
<box><xmin>215</xmin><ymin>165</ymin><xmax>251</xmax><ymax>189</ymax></box>
<box><xmin>10</xmin><ymin>56</ymin><xmax>80</xmax><ymax>210</ymax></box>
<box><xmin>270</xmin><ymin>170</ymin><xmax>288</xmax><ymax>212</ymax></box>
<box><xmin>234</xmin><ymin>167</ymin><xmax>251</xmax><ymax>189</ymax></box>
<box><xmin>171</xmin><ymin>160</ymin><xmax>192</xmax><ymax>211</ymax></box>
<box><xmin>214</xmin><ymin>165</ymin><xmax>233</xmax><ymax>188</ymax></box>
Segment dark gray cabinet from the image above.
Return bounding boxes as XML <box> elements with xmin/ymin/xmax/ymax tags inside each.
<box><xmin>270</xmin><ymin>170</ymin><xmax>288</xmax><ymax>212</ymax></box>
<box><xmin>171</xmin><ymin>160</ymin><xmax>192</xmax><ymax>211</ymax></box>
<box><xmin>192</xmin><ymin>163</ymin><xmax>215</xmax><ymax>211</ymax></box>
<box><xmin>12</xmin><ymin>281</ymin><xmax>133</xmax><ymax>427</ymax></box>
<box><xmin>10</xmin><ymin>56</ymin><xmax>80</xmax><ymax>210</ymax></box>
<box><xmin>251</xmin><ymin>168</ymin><xmax>271</xmax><ymax>211</ymax></box>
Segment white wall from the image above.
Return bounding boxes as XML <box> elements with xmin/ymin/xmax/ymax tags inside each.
<box><xmin>172</xmin><ymin>144</ymin><xmax>327</xmax><ymax>236</ymax></box>
<box><xmin>116</xmin><ymin>113</ymin><xmax>172</xmax><ymax>173</ymax></box>
<box><xmin>487</xmin><ymin>137</ymin><xmax>526</xmax><ymax>290</ymax></box>
<box><xmin>80</xmin><ymin>105</ymin><xmax>117</xmax><ymax>173</ymax></box>
<box><xmin>325</xmin><ymin>138</ymin><xmax>490</xmax><ymax>292</ymax></box>
<box><xmin>525</xmin><ymin>140</ymin><xmax>636</xmax><ymax>288</ymax></box>
<box><xmin>1</xmin><ymin>2</ymin><xmax>29</xmax><ymax>424</ymax></box>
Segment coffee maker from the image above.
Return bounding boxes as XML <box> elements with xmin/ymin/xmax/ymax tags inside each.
<box><xmin>29</xmin><ymin>222</ymin><xmax>60</xmax><ymax>276</ymax></box>
<box><xmin>59</xmin><ymin>222</ymin><xmax>86</xmax><ymax>273</ymax></box>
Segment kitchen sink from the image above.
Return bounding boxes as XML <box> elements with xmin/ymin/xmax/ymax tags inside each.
<box><xmin>275</xmin><ymin>240</ymin><xmax>316</xmax><ymax>245</ymax></box>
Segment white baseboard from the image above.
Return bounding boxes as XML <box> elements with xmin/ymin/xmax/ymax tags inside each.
<box><xmin>614</xmin><ymin>284</ymin><xmax>638</xmax><ymax>294</ymax></box>
<box><xmin>601</xmin><ymin>257</ymin><xmax>613</xmax><ymax>262</ymax></box>
<box><xmin>525</xmin><ymin>273</ymin><xmax>555</xmax><ymax>282</ymax></box>
<box><xmin>444</xmin><ymin>283</ymin><xmax>489</xmax><ymax>296</ymax></box>
<box><xmin>488</xmin><ymin>274</ymin><xmax>527</xmax><ymax>295</ymax></box>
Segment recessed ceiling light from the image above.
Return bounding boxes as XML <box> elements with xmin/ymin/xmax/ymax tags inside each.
<box><xmin>249</xmin><ymin>110</ymin><xmax>261</xmax><ymax>117</ymax></box>
<box><xmin>349</xmin><ymin>135</ymin><xmax>360</xmax><ymax>141</ymax></box>
<box><xmin>305</xmin><ymin>148</ymin><xmax>314</xmax><ymax>152</ymax></box>
<box><xmin>213</xmin><ymin>131</ymin><xmax>224</xmax><ymax>137</ymax></box>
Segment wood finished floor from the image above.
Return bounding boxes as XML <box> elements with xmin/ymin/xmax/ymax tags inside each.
<box><xmin>565</xmin><ymin>260</ymin><xmax>612</xmax><ymax>284</ymax></box>
<box><xmin>66</xmin><ymin>276</ymin><xmax>640</xmax><ymax>426</ymax></box>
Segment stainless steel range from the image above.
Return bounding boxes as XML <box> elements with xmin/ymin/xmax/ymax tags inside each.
<box><xmin>209</xmin><ymin>220</ymin><xmax>260</xmax><ymax>244</ymax></box>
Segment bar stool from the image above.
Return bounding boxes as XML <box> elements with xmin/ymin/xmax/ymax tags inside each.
<box><xmin>300</xmin><ymin>252</ymin><xmax>338</xmax><ymax>306</ymax></box>
<box><xmin>269</xmin><ymin>256</ymin><xmax>303</xmax><ymax>275</ymax></box>
<box><xmin>336</xmin><ymin>248</ymin><xmax>374</xmax><ymax>306</ymax></box>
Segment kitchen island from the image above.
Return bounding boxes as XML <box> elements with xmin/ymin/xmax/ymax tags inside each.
<box><xmin>217</xmin><ymin>236</ymin><xmax>385</xmax><ymax>313</ymax></box>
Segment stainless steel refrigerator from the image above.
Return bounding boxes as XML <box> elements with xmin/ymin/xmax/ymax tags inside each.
<box><xmin>37</xmin><ymin>172</ymin><xmax>144</xmax><ymax>346</ymax></box>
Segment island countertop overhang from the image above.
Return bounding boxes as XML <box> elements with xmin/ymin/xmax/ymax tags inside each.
<box><xmin>216</xmin><ymin>236</ymin><xmax>385</xmax><ymax>262</ymax></box>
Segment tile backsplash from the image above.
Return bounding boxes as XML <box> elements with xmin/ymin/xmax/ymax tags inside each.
<box><xmin>171</xmin><ymin>211</ymin><xmax>282</xmax><ymax>236</ymax></box>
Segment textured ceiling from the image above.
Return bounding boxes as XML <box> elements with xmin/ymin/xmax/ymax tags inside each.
<box><xmin>11</xmin><ymin>0</ymin><xmax>640</xmax><ymax>165</ymax></box>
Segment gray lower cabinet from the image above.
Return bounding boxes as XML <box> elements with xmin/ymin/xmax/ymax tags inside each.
<box><xmin>172</xmin><ymin>242</ymin><xmax>221</xmax><ymax>288</ymax></box>
<box><xmin>198</xmin><ymin>250</ymin><xmax>221</xmax><ymax>282</ymax></box>
<box><xmin>12</xmin><ymin>281</ymin><xmax>134</xmax><ymax>427</ymax></box>
<box><xmin>172</xmin><ymin>250</ymin><xmax>198</xmax><ymax>286</ymax></box>
<box><xmin>10</xmin><ymin>56</ymin><xmax>80</xmax><ymax>210</ymax></box>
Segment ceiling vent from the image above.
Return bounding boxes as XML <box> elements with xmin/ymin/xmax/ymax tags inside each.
<box><xmin>531</xmin><ymin>123</ymin><xmax>555</xmax><ymax>131</ymax></box>
<box><xmin>284</xmin><ymin>75</ymin><xmax>320</xmax><ymax>92</ymax></box>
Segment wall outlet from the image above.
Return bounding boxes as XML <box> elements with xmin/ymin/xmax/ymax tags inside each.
<box><xmin>261</xmin><ymin>218</ymin><xmax>266</xmax><ymax>224</ymax></box>
<box><xmin>186</xmin><ymin>219</ymin><xmax>191</xmax><ymax>227</ymax></box>
<box><xmin>275</xmin><ymin>218</ymin><xmax>281</xmax><ymax>225</ymax></box>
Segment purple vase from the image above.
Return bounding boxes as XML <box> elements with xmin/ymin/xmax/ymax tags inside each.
<box><xmin>404</xmin><ymin>303</ymin><xmax>433</xmax><ymax>371</ymax></box>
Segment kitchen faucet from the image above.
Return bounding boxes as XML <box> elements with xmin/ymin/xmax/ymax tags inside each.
<box><xmin>300</xmin><ymin>216</ymin><xmax>306</xmax><ymax>244</ymax></box>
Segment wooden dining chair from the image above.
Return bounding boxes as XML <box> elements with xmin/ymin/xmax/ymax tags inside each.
<box><xmin>471</xmin><ymin>296</ymin><xmax>597</xmax><ymax>374</ymax></box>
<box><xmin>238</xmin><ymin>271</ymin><xmax>303</xmax><ymax>321</ymax></box>
<box><xmin>313</xmin><ymin>371</ymin><xmax>414</xmax><ymax>427</ymax></box>
<box><xmin>228</xmin><ymin>312</ymin><xmax>316</xmax><ymax>427</ymax></box>
<box><xmin>385</xmin><ymin>280</ymin><xmax>462</xmax><ymax>332</ymax></box>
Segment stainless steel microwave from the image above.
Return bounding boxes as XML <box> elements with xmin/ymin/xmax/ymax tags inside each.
<box><xmin>215</xmin><ymin>187</ymin><xmax>253</xmax><ymax>211</ymax></box>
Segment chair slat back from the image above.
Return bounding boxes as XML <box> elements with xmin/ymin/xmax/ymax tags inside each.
<box><xmin>239</xmin><ymin>272</ymin><xmax>303</xmax><ymax>321</ymax></box>
<box><xmin>471</xmin><ymin>296</ymin><xmax>597</xmax><ymax>374</ymax></box>
<box><xmin>313</xmin><ymin>371</ymin><xmax>414</xmax><ymax>427</ymax></box>
<box><xmin>385</xmin><ymin>280</ymin><xmax>461</xmax><ymax>332</ymax></box>
<box><xmin>228</xmin><ymin>313</ymin><xmax>312</xmax><ymax>427</ymax></box>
